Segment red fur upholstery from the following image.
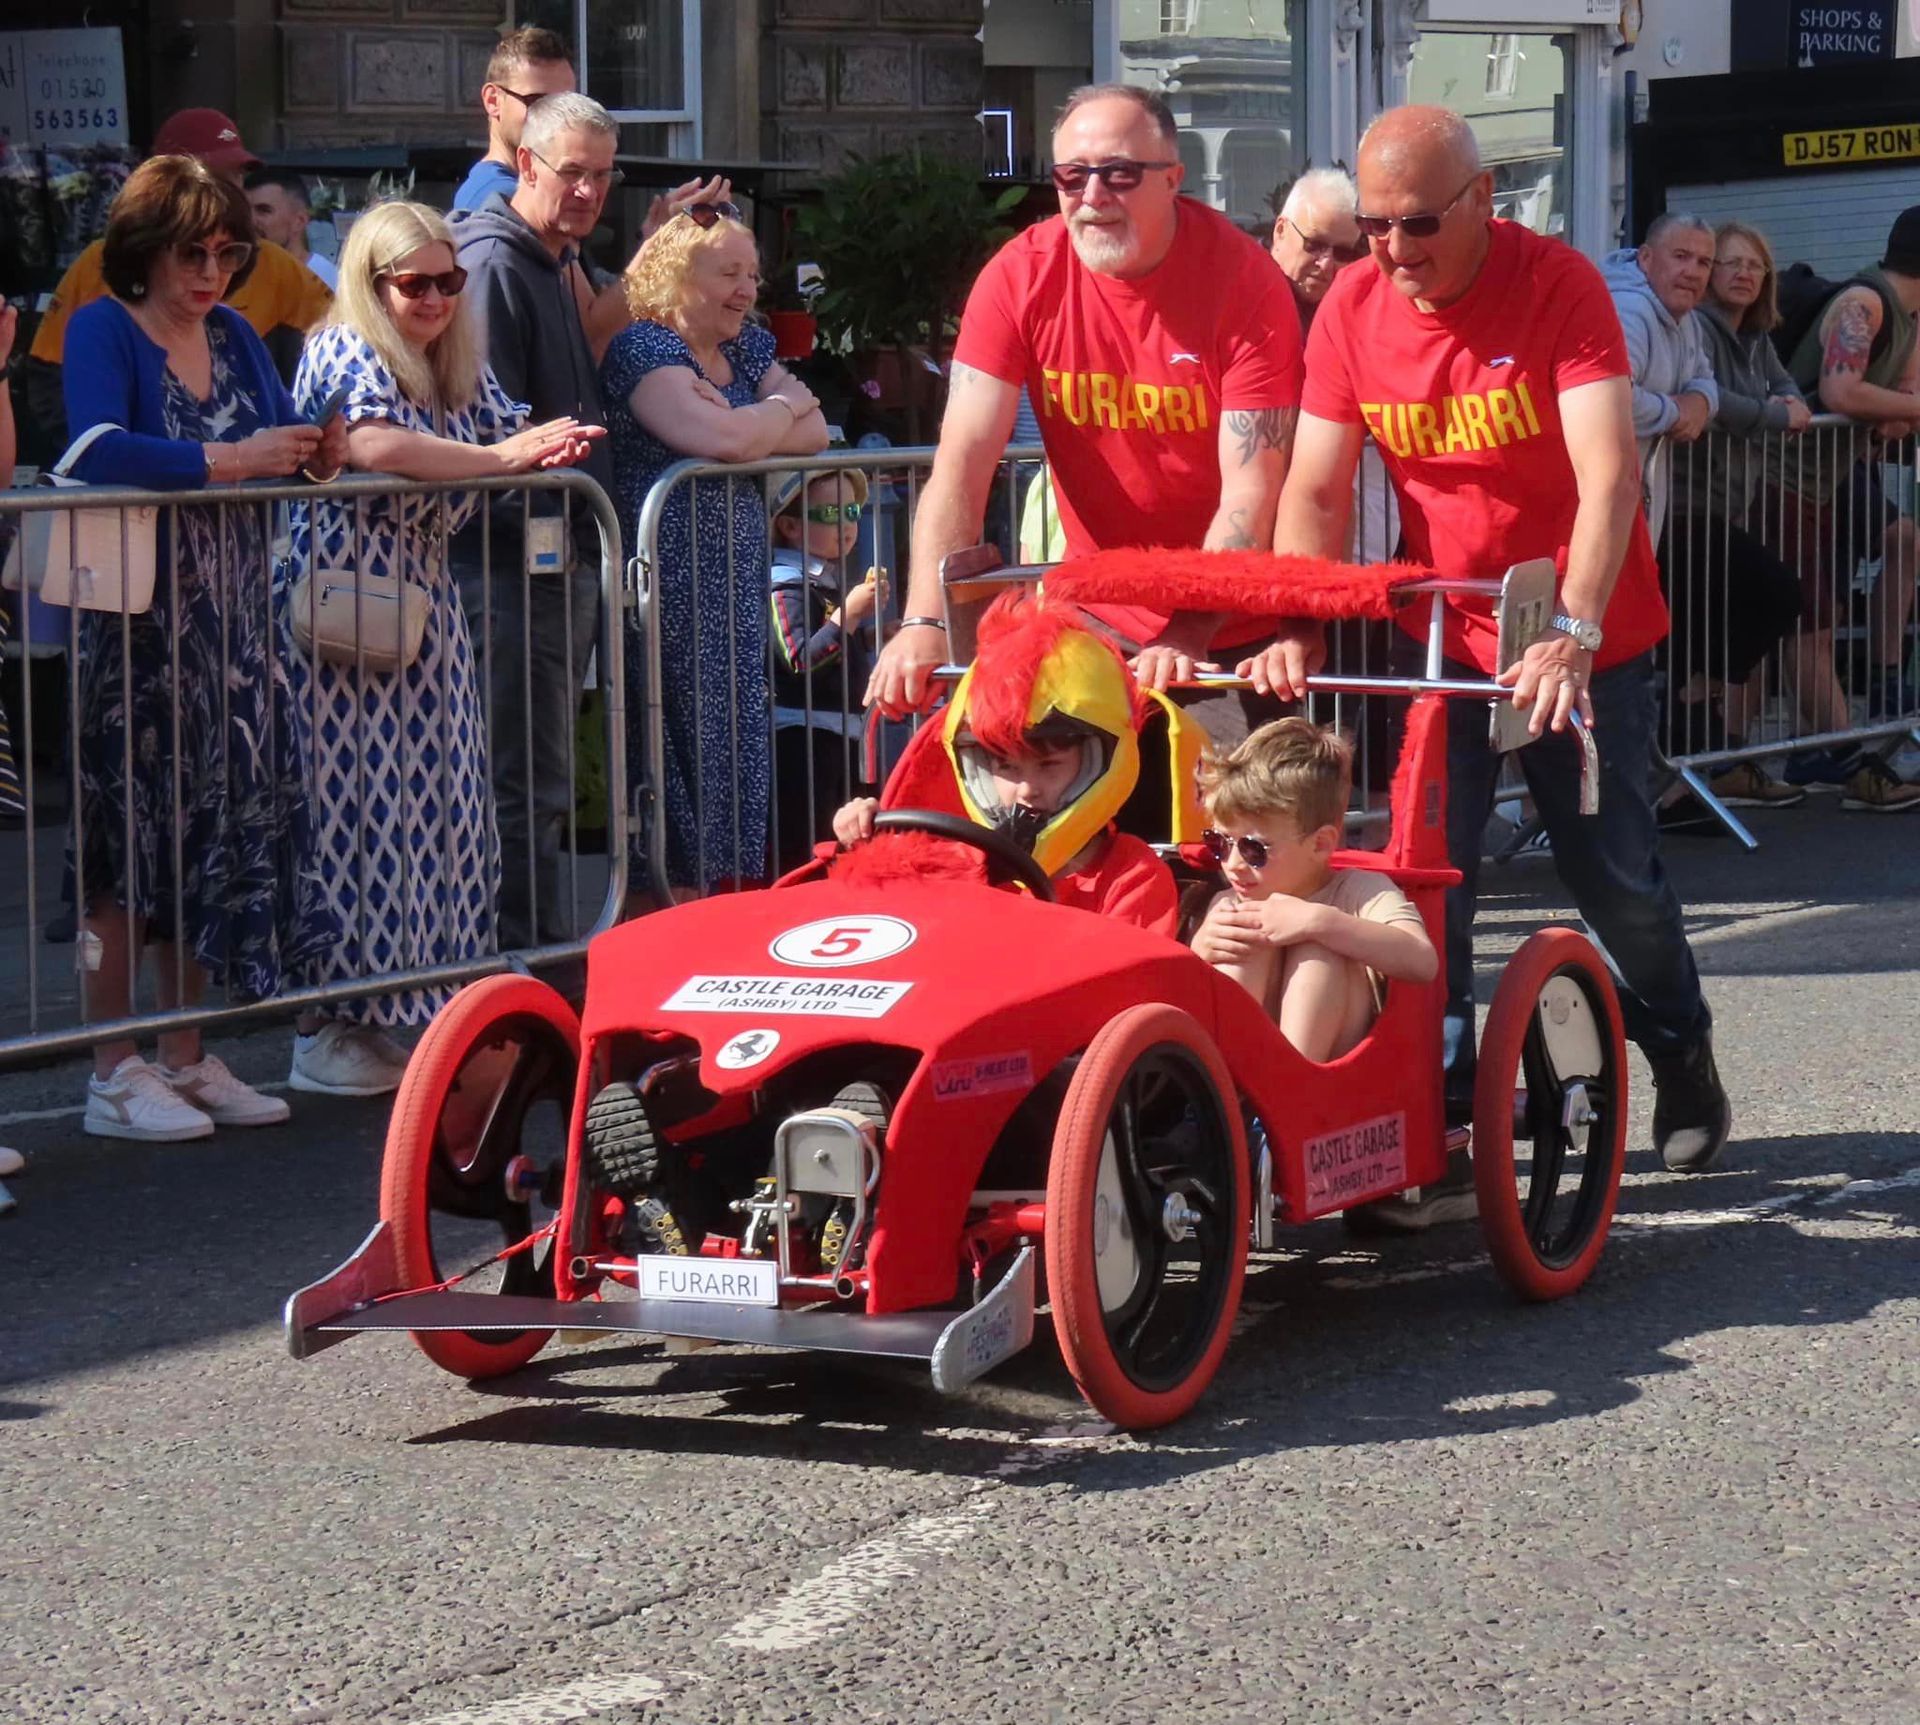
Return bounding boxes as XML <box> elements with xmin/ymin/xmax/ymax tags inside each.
<box><xmin>1384</xmin><ymin>694</ymin><xmax>1451</xmax><ymax>872</ymax></box>
<box><xmin>828</xmin><ymin>829</ymin><xmax>986</xmax><ymax>888</ymax></box>
<box><xmin>1048</xmin><ymin>548</ymin><xmax>1430</xmax><ymax>622</ymax></box>
<box><xmin>877</xmin><ymin>722</ymin><xmax>969</xmax><ymax>816</ymax></box>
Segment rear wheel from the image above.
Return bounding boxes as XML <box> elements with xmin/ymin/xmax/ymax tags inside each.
<box><xmin>379</xmin><ymin>975</ymin><xmax>579</xmax><ymax>1377</ymax></box>
<box><xmin>1472</xmin><ymin>929</ymin><xmax>1628</xmax><ymax>1301</ymax></box>
<box><xmin>1044</xmin><ymin>1005</ymin><xmax>1247</xmax><ymax>1429</ymax></box>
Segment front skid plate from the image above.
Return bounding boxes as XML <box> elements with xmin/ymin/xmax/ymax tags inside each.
<box><xmin>286</xmin><ymin>1224</ymin><xmax>1035</xmax><ymax>1393</ymax></box>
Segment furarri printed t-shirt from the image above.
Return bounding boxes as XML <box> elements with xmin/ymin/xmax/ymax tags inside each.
<box><xmin>1301</xmin><ymin>219</ymin><xmax>1667</xmax><ymax>674</ymax></box>
<box><xmin>954</xmin><ymin>200</ymin><xmax>1302</xmax><ymax>647</ymax></box>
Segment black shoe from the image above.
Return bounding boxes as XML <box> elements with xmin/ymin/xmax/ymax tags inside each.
<box><xmin>1343</xmin><ymin>1150</ymin><xmax>1478</xmax><ymax>1235</ymax></box>
<box><xmin>1656</xmin><ymin>793</ymin><xmax>1726</xmax><ymax>837</ymax></box>
<box><xmin>43</xmin><ymin>907</ymin><xmax>76</xmax><ymax>945</ymax></box>
<box><xmin>1648</xmin><ymin>1038</ymin><xmax>1732</xmax><ymax>1172</ymax></box>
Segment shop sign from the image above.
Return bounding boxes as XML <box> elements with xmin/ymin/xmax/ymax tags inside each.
<box><xmin>1788</xmin><ymin>3</ymin><xmax>1895</xmax><ymax>66</ymax></box>
<box><xmin>0</xmin><ymin>29</ymin><xmax>130</xmax><ymax>149</ymax></box>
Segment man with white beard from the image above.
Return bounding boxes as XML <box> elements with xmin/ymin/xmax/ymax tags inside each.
<box><xmin>867</xmin><ymin>83</ymin><xmax>1308</xmax><ymax>734</ymax></box>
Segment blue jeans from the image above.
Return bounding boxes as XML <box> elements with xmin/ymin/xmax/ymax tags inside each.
<box><xmin>1415</xmin><ymin>649</ymin><xmax>1712</xmax><ymax>1088</ymax></box>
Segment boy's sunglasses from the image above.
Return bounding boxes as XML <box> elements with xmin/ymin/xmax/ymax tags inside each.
<box><xmin>1202</xmin><ymin>829</ymin><xmax>1270</xmax><ymax>870</ymax></box>
<box><xmin>380</xmin><ymin>267</ymin><xmax>469</xmax><ymax>300</ymax></box>
<box><xmin>1050</xmin><ymin>159</ymin><xmax>1177</xmax><ymax>195</ymax></box>
<box><xmin>804</xmin><ymin>502</ymin><xmax>862</xmax><ymax>524</ymax></box>
<box><xmin>1353</xmin><ymin>175</ymin><xmax>1479</xmax><ymax>240</ymax></box>
<box><xmin>684</xmin><ymin>200</ymin><xmax>742</xmax><ymax>230</ymax></box>
<box><xmin>177</xmin><ymin>240</ymin><xmax>253</xmax><ymax>275</ymax></box>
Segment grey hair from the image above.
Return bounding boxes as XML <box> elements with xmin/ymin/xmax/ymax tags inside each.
<box><xmin>520</xmin><ymin>92</ymin><xmax>617</xmax><ymax>160</ymax></box>
<box><xmin>1282</xmin><ymin>167</ymin><xmax>1357</xmax><ymax>222</ymax></box>
<box><xmin>1644</xmin><ymin>210</ymin><xmax>1714</xmax><ymax>248</ymax></box>
<box><xmin>1055</xmin><ymin>82</ymin><xmax>1178</xmax><ymax>147</ymax></box>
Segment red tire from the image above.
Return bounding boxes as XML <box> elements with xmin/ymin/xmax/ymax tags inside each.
<box><xmin>1472</xmin><ymin>928</ymin><xmax>1628</xmax><ymax>1301</ymax></box>
<box><xmin>380</xmin><ymin>974</ymin><xmax>580</xmax><ymax>1378</ymax></box>
<box><xmin>1045</xmin><ymin>1004</ymin><xmax>1248</xmax><ymax>1429</ymax></box>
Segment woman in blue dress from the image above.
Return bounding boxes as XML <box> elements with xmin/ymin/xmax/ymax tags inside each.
<box><xmin>599</xmin><ymin>204</ymin><xmax>828</xmax><ymax>895</ymax></box>
<box><xmin>286</xmin><ymin>200</ymin><xmax>600</xmax><ymax>1097</ymax></box>
<box><xmin>60</xmin><ymin>156</ymin><xmax>347</xmax><ymax>1143</ymax></box>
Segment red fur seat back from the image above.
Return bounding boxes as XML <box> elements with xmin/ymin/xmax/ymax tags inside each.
<box><xmin>1047</xmin><ymin>548</ymin><xmax>1430</xmax><ymax>623</ymax></box>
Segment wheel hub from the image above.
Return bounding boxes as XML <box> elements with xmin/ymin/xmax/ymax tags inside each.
<box><xmin>1161</xmin><ymin>1191</ymin><xmax>1201</xmax><ymax>1243</ymax></box>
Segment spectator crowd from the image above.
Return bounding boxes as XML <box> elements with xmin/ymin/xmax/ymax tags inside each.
<box><xmin>1</xmin><ymin>48</ymin><xmax>1917</xmax><ymax>1197</ymax></box>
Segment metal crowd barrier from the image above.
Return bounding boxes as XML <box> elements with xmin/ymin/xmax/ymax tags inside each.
<box><xmin>1663</xmin><ymin>416</ymin><xmax>1920</xmax><ymax>845</ymax></box>
<box><xmin>0</xmin><ymin>469</ymin><xmax>624</xmax><ymax>1070</ymax></box>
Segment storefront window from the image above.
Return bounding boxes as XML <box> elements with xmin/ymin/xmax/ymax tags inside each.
<box><xmin>1410</xmin><ymin>30</ymin><xmax>1568</xmax><ymax>236</ymax></box>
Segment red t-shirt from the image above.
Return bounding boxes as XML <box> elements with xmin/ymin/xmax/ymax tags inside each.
<box><xmin>1054</xmin><ymin>830</ymin><xmax>1181</xmax><ymax>938</ymax></box>
<box><xmin>954</xmin><ymin>202</ymin><xmax>1302</xmax><ymax>648</ymax></box>
<box><xmin>1301</xmin><ymin>220</ymin><xmax>1667</xmax><ymax>673</ymax></box>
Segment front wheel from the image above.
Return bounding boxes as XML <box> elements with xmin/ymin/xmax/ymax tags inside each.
<box><xmin>1045</xmin><ymin>1005</ymin><xmax>1248</xmax><ymax>1429</ymax></box>
<box><xmin>1472</xmin><ymin>929</ymin><xmax>1628</xmax><ymax>1301</ymax></box>
<box><xmin>379</xmin><ymin>975</ymin><xmax>580</xmax><ymax>1377</ymax></box>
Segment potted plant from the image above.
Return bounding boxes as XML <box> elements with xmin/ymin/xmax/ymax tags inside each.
<box><xmin>796</xmin><ymin>151</ymin><xmax>1025</xmax><ymax>441</ymax></box>
<box><xmin>765</xmin><ymin>258</ymin><xmax>822</xmax><ymax>363</ymax></box>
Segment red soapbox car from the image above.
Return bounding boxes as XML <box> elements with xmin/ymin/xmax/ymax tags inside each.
<box><xmin>286</xmin><ymin>554</ymin><xmax>1630</xmax><ymax>1430</ymax></box>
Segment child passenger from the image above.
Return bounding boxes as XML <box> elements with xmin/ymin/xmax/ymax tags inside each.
<box><xmin>1191</xmin><ymin>719</ymin><xmax>1436</xmax><ymax>1062</ymax></box>
<box><xmin>769</xmin><ymin>468</ymin><xmax>879</xmax><ymax>870</ymax></box>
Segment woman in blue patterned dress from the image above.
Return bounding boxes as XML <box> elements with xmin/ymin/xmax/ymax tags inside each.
<box><xmin>60</xmin><ymin>156</ymin><xmax>348</xmax><ymax>1143</ymax></box>
<box><xmin>600</xmin><ymin>205</ymin><xmax>827</xmax><ymax>895</ymax></box>
<box><xmin>286</xmin><ymin>201</ymin><xmax>601</xmax><ymax>1095</ymax></box>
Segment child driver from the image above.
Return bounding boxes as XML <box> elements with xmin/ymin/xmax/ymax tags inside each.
<box><xmin>1192</xmin><ymin>718</ymin><xmax>1436</xmax><ymax>1061</ymax></box>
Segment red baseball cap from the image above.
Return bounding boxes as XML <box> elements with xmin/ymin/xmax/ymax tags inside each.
<box><xmin>151</xmin><ymin>108</ymin><xmax>261</xmax><ymax>173</ymax></box>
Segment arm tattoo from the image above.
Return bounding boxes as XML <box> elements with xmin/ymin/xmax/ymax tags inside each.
<box><xmin>1224</xmin><ymin>405</ymin><xmax>1298</xmax><ymax>467</ymax></box>
<box><xmin>1217</xmin><ymin>505</ymin><xmax>1260</xmax><ymax>551</ymax></box>
<box><xmin>948</xmin><ymin>360</ymin><xmax>996</xmax><ymax>393</ymax></box>
<box><xmin>1822</xmin><ymin>294</ymin><xmax>1877</xmax><ymax>382</ymax></box>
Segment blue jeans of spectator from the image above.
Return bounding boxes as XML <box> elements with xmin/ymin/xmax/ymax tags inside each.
<box><xmin>1408</xmin><ymin>646</ymin><xmax>1712</xmax><ymax>1092</ymax></box>
<box><xmin>457</xmin><ymin>556</ymin><xmax>602</xmax><ymax>949</ymax></box>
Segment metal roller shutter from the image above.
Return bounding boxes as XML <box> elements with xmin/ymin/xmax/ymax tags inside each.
<box><xmin>1670</xmin><ymin>166</ymin><xmax>1920</xmax><ymax>274</ymax></box>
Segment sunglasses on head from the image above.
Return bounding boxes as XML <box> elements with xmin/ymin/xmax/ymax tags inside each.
<box><xmin>1202</xmin><ymin>828</ymin><xmax>1271</xmax><ymax>870</ymax></box>
<box><xmin>177</xmin><ymin>240</ymin><xmax>253</xmax><ymax>276</ymax></box>
<box><xmin>379</xmin><ymin>266</ymin><xmax>469</xmax><ymax>300</ymax></box>
<box><xmin>684</xmin><ymin>200</ymin><xmax>742</xmax><ymax>230</ymax></box>
<box><xmin>1050</xmin><ymin>159</ymin><xmax>1177</xmax><ymax>195</ymax></box>
<box><xmin>803</xmin><ymin>502</ymin><xmax>862</xmax><ymax>524</ymax></box>
<box><xmin>1281</xmin><ymin>217</ymin><xmax>1366</xmax><ymax>264</ymax></box>
<box><xmin>1353</xmin><ymin>175</ymin><xmax>1480</xmax><ymax>240</ymax></box>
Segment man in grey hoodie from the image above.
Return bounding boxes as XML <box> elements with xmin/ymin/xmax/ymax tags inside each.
<box><xmin>1602</xmin><ymin>213</ymin><xmax>1720</xmax><ymax>547</ymax></box>
<box><xmin>452</xmin><ymin>93</ymin><xmax>620</xmax><ymax>949</ymax></box>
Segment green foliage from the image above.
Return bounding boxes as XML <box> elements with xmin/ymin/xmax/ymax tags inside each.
<box><xmin>795</xmin><ymin>152</ymin><xmax>1026</xmax><ymax>357</ymax></box>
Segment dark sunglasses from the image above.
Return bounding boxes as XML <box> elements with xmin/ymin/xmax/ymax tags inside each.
<box><xmin>804</xmin><ymin>502</ymin><xmax>861</xmax><ymax>524</ymax></box>
<box><xmin>379</xmin><ymin>267</ymin><xmax>468</xmax><ymax>300</ymax></box>
<box><xmin>177</xmin><ymin>240</ymin><xmax>253</xmax><ymax>275</ymax></box>
<box><xmin>1050</xmin><ymin>159</ymin><xmax>1178</xmax><ymax>195</ymax></box>
<box><xmin>1353</xmin><ymin>175</ymin><xmax>1479</xmax><ymax>240</ymax></box>
<box><xmin>1280</xmin><ymin>216</ymin><xmax>1366</xmax><ymax>264</ymax></box>
<box><xmin>1202</xmin><ymin>828</ymin><xmax>1271</xmax><ymax>870</ymax></box>
<box><xmin>684</xmin><ymin>200</ymin><xmax>742</xmax><ymax>230</ymax></box>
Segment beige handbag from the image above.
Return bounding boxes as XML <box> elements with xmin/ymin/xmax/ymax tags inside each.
<box><xmin>289</xmin><ymin>566</ymin><xmax>431</xmax><ymax>675</ymax></box>
<box><xmin>0</xmin><ymin>425</ymin><xmax>158</xmax><ymax>614</ymax></box>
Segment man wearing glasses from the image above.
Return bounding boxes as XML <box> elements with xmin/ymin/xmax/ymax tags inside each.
<box><xmin>869</xmin><ymin>82</ymin><xmax>1305</xmax><ymax>732</ymax></box>
<box><xmin>453</xmin><ymin>28</ymin><xmax>577</xmax><ymax>214</ymax></box>
<box><xmin>1269</xmin><ymin>168</ymin><xmax>1365</xmax><ymax>336</ymax></box>
<box><xmin>1254</xmin><ymin>104</ymin><xmax>1728</xmax><ymax>1223</ymax></box>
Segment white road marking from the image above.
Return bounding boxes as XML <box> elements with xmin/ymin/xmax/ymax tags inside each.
<box><xmin>719</xmin><ymin>1418</ymin><xmax>1120</xmax><ymax>1652</ymax></box>
<box><xmin>401</xmin><ymin>1672</ymin><xmax>668</xmax><ymax>1725</ymax></box>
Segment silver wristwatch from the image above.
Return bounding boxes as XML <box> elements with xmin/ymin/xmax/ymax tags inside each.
<box><xmin>1550</xmin><ymin>612</ymin><xmax>1604</xmax><ymax>653</ymax></box>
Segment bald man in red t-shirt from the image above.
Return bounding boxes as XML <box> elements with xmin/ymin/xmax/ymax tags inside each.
<box><xmin>1254</xmin><ymin>106</ymin><xmax>1728</xmax><ymax>1223</ymax></box>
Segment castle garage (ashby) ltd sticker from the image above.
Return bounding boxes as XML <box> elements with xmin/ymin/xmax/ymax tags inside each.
<box><xmin>769</xmin><ymin>915</ymin><xmax>918</xmax><ymax>969</ymax></box>
<box><xmin>1303</xmin><ymin>1110</ymin><xmax>1407</xmax><ymax>1210</ymax></box>
<box><xmin>662</xmin><ymin>974</ymin><xmax>911</xmax><ymax>1019</ymax></box>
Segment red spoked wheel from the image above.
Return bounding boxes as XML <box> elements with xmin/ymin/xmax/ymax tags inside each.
<box><xmin>1044</xmin><ymin>1004</ymin><xmax>1248</xmax><ymax>1429</ymax></box>
<box><xmin>1472</xmin><ymin>928</ymin><xmax>1629</xmax><ymax>1302</ymax></box>
<box><xmin>379</xmin><ymin>975</ymin><xmax>580</xmax><ymax>1378</ymax></box>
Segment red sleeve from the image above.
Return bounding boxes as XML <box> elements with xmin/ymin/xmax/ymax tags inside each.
<box><xmin>951</xmin><ymin>240</ymin><xmax>1031</xmax><ymax>386</ymax></box>
<box><xmin>1218</xmin><ymin>250</ymin><xmax>1304</xmax><ymax>411</ymax></box>
<box><xmin>1083</xmin><ymin>835</ymin><xmax>1181</xmax><ymax>938</ymax></box>
<box><xmin>1546</xmin><ymin>248</ymin><xmax>1631</xmax><ymax>394</ymax></box>
<box><xmin>1299</xmin><ymin>285</ymin><xmax>1362</xmax><ymax>423</ymax></box>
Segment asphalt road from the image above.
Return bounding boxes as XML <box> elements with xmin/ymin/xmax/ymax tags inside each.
<box><xmin>3</xmin><ymin>808</ymin><xmax>1917</xmax><ymax>1725</ymax></box>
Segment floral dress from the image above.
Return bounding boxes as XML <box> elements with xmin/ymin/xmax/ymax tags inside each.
<box><xmin>68</xmin><ymin>320</ymin><xmax>335</xmax><ymax>997</ymax></box>
<box><xmin>601</xmin><ymin>320</ymin><xmax>773</xmax><ymax>892</ymax></box>
<box><xmin>285</xmin><ymin>326</ymin><xmax>525</xmax><ymax>1024</ymax></box>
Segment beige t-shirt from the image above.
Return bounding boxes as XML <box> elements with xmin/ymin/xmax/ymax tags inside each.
<box><xmin>1309</xmin><ymin>867</ymin><xmax>1426</xmax><ymax>1014</ymax></box>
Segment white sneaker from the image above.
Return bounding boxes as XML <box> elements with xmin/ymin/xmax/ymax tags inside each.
<box><xmin>360</xmin><ymin>1028</ymin><xmax>413</xmax><ymax>1071</ymax></box>
<box><xmin>289</xmin><ymin>1021</ymin><xmax>405</xmax><ymax>1097</ymax></box>
<box><xmin>85</xmin><ymin>1055</ymin><xmax>216</xmax><ymax>1142</ymax></box>
<box><xmin>0</xmin><ymin>1146</ymin><xmax>23</xmax><ymax>1178</ymax></box>
<box><xmin>158</xmin><ymin>1054</ymin><xmax>291</xmax><ymax>1128</ymax></box>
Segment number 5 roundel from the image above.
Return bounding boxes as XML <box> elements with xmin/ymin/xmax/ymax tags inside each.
<box><xmin>769</xmin><ymin>916</ymin><xmax>919</xmax><ymax>969</ymax></box>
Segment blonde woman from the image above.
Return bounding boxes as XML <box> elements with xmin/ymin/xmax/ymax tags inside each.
<box><xmin>285</xmin><ymin>199</ymin><xmax>600</xmax><ymax>1094</ymax></box>
<box><xmin>599</xmin><ymin>202</ymin><xmax>827</xmax><ymax>895</ymax></box>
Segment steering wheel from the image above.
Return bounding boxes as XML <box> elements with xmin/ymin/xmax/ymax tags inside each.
<box><xmin>871</xmin><ymin>809</ymin><xmax>1056</xmax><ymax>902</ymax></box>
